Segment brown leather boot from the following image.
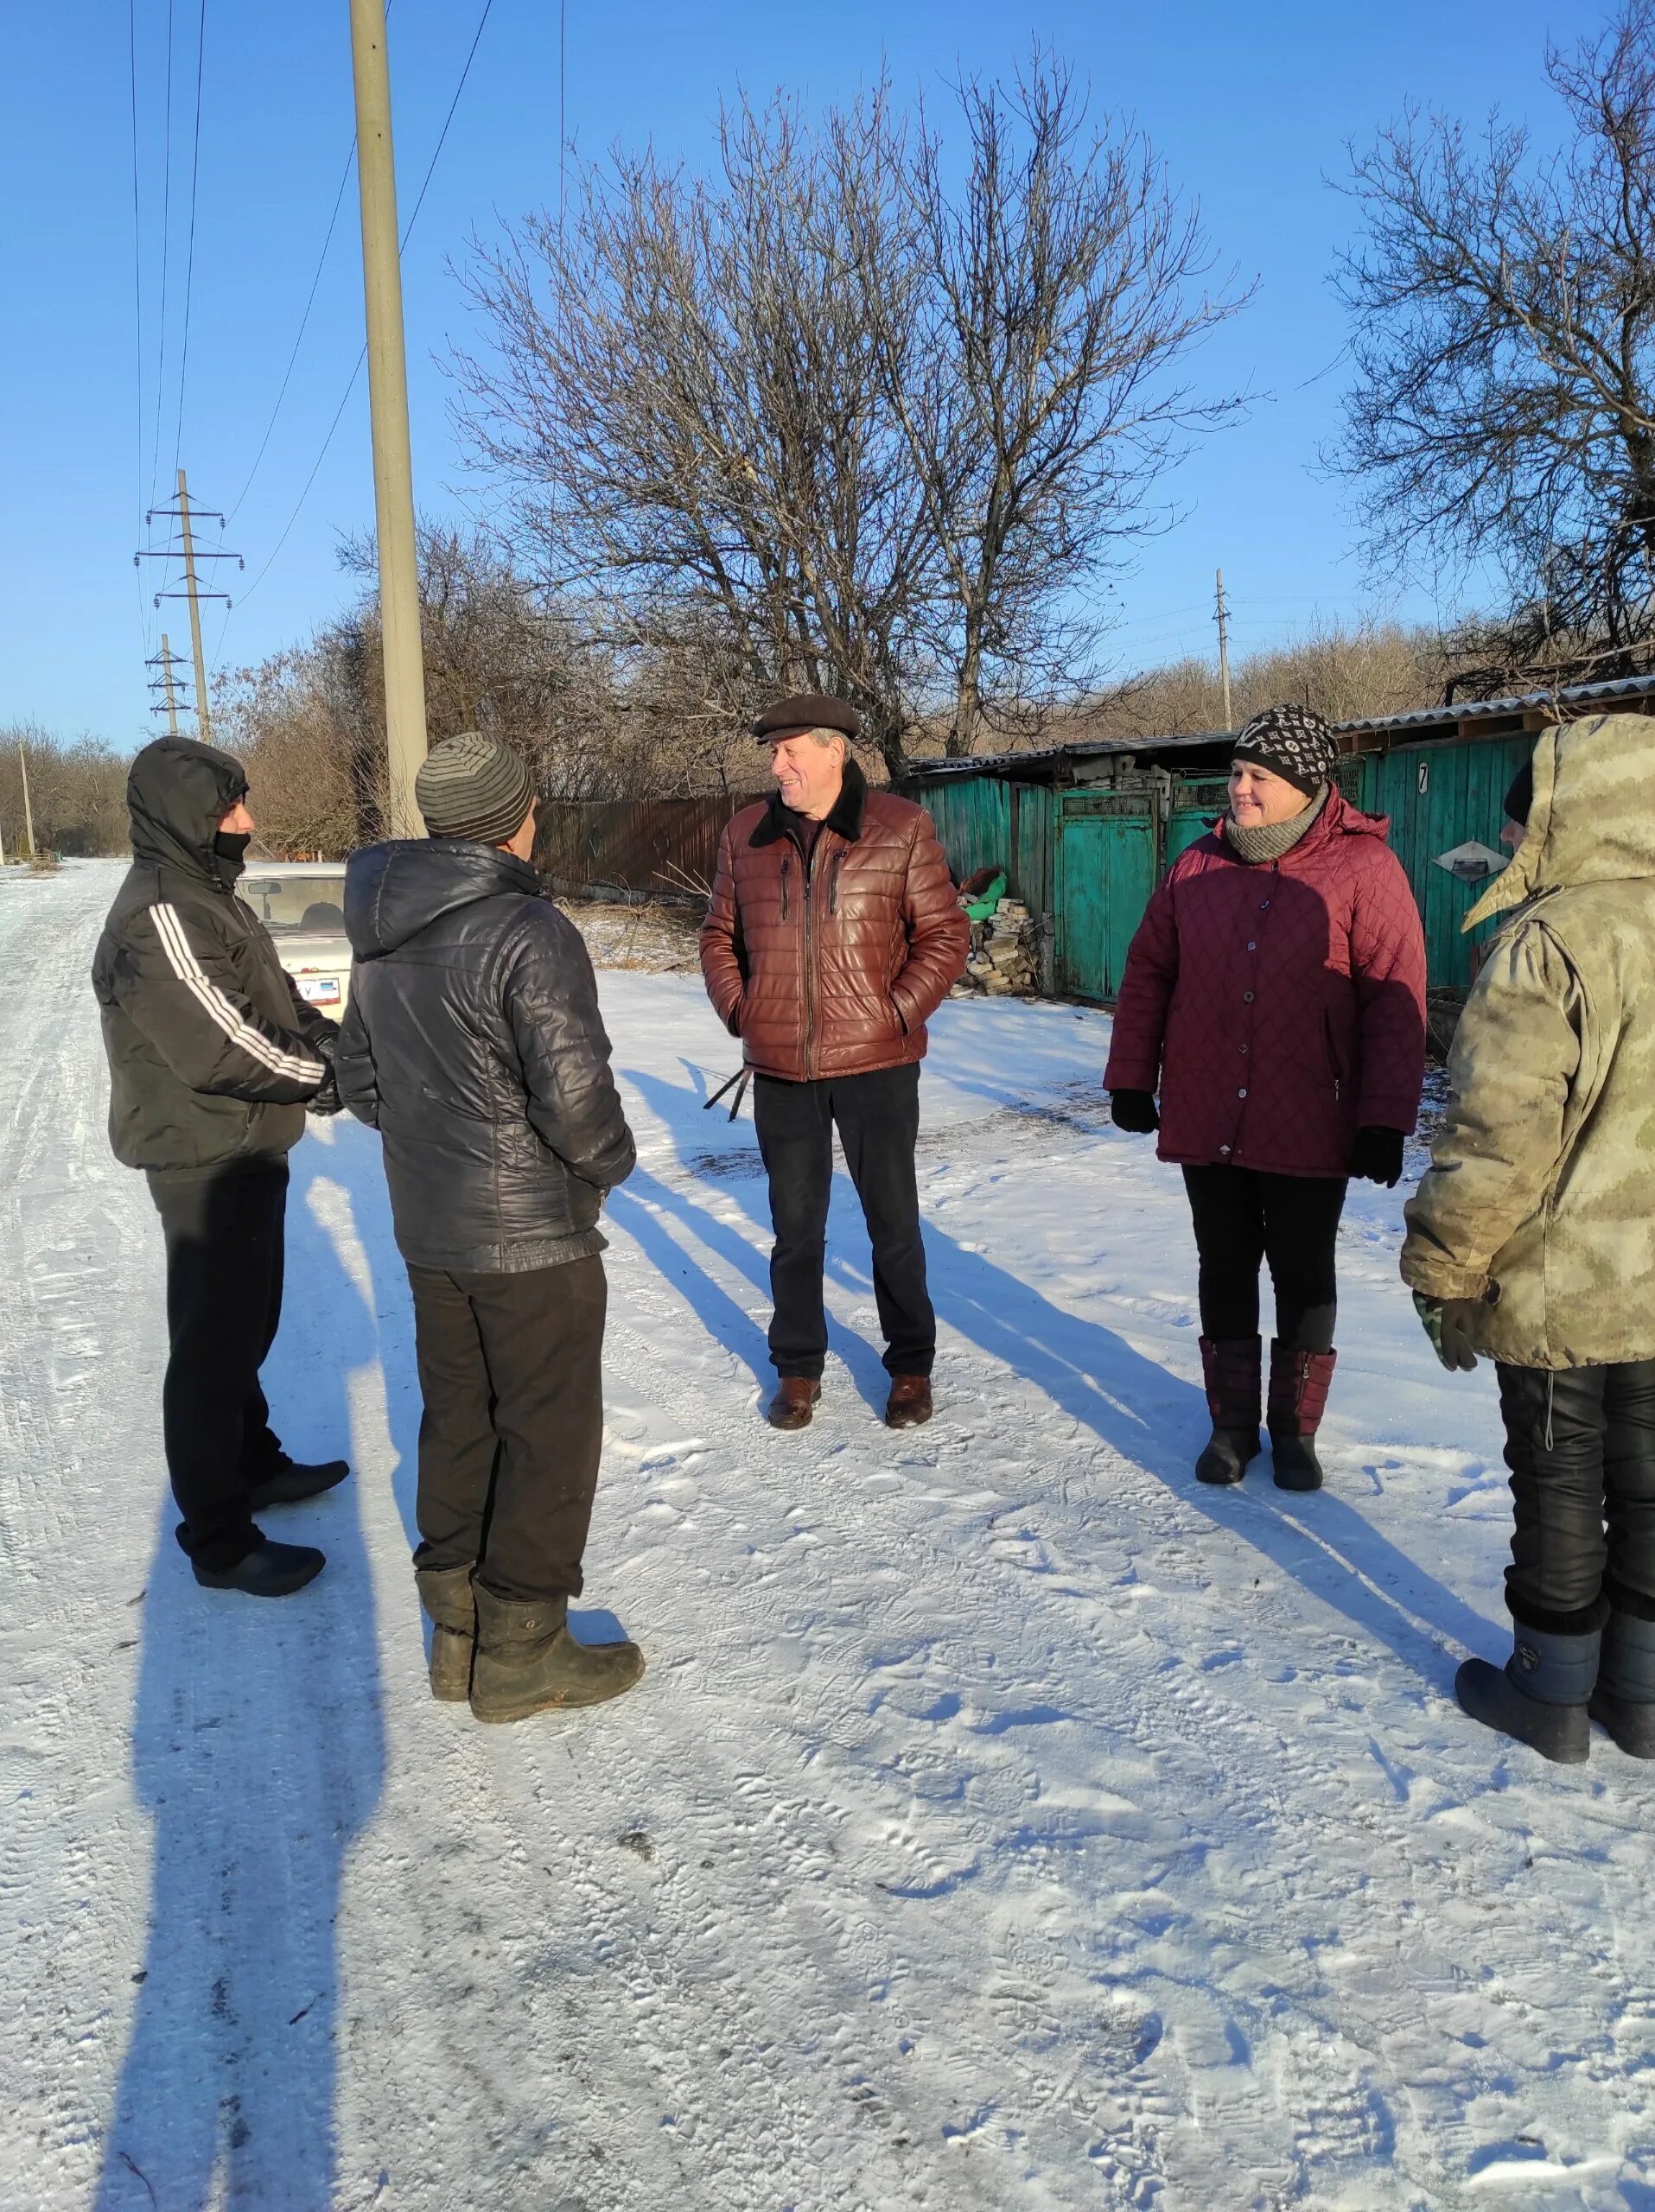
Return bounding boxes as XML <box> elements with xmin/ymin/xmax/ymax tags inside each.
<box><xmin>885</xmin><ymin>1375</ymin><xmax>933</xmax><ymax>1428</ymax></box>
<box><xmin>767</xmin><ymin>1377</ymin><xmax>821</xmax><ymax>1430</ymax></box>
<box><xmin>415</xmin><ymin>1562</ymin><xmax>476</xmax><ymax>1703</ymax></box>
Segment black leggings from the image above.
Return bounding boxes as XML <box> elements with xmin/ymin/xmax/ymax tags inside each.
<box><xmin>1181</xmin><ymin>1166</ymin><xmax>1347</xmax><ymax>1351</ymax></box>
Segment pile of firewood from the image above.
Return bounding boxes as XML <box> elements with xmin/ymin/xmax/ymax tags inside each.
<box><xmin>959</xmin><ymin>898</ymin><xmax>1038</xmax><ymax>995</ymax></box>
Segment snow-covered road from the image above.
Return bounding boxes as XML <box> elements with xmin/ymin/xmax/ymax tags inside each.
<box><xmin>3</xmin><ymin>860</ymin><xmax>1653</xmax><ymax>2212</ymax></box>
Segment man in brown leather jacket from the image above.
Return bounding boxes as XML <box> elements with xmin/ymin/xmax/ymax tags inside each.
<box><xmin>701</xmin><ymin>695</ymin><xmax>969</xmax><ymax>1430</ymax></box>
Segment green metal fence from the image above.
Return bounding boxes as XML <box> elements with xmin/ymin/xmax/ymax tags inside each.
<box><xmin>915</xmin><ymin>736</ymin><xmax>1536</xmax><ymax>1002</ymax></box>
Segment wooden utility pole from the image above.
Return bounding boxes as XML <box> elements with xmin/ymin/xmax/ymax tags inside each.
<box><xmin>1214</xmin><ymin>568</ymin><xmax>1233</xmax><ymax>732</ymax></box>
<box><xmin>349</xmin><ymin>0</ymin><xmax>428</xmax><ymax>838</ymax></box>
<box><xmin>175</xmin><ymin>471</ymin><xmax>213</xmax><ymax>742</ymax></box>
<box><xmin>17</xmin><ymin>737</ymin><xmax>35</xmax><ymax>860</ymax></box>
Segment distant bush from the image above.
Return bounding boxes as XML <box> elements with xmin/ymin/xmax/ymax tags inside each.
<box><xmin>0</xmin><ymin>724</ymin><xmax>130</xmax><ymax>858</ymax></box>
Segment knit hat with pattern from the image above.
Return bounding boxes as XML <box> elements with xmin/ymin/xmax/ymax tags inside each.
<box><xmin>415</xmin><ymin>731</ymin><xmax>536</xmax><ymax>843</ymax></box>
<box><xmin>1231</xmin><ymin>703</ymin><xmax>1340</xmax><ymax>798</ymax></box>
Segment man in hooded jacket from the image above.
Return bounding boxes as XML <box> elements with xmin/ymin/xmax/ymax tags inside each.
<box><xmin>336</xmin><ymin>731</ymin><xmax>642</xmax><ymax>1723</ymax></box>
<box><xmin>92</xmin><ymin>736</ymin><xmax>347</xmax><ymax>1598</ymax></box>
<box><xmin>1403</xmin><ymin>713</ymin><xmax>1655</xmax><ymax>1765</ymax></box>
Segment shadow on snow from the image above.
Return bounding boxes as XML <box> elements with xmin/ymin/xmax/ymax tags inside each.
<box><xmin>93</xmin><ymin>1147</ymin><xmax>388</xmax><ymax>2212</ymax></box>
<box><xmin>618</xmin><ymin>1059</ymin><xmax>1496</xmax><ymax>1687</ymax></box>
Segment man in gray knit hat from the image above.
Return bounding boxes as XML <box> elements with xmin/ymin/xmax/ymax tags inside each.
<box><xmin>337</xmin><ymin>732</ymin><xmax>644</xmax><ymax>1722</ymax></box>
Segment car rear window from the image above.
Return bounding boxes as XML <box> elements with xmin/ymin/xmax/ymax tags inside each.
<box><xmin>239</xmin><ymin>874</ymin><xmax>348</xmax><ymax>934</ymax></box>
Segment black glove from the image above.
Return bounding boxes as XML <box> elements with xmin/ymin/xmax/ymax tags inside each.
<box><xmin>307</xmin><ymin>1030</ymin><xmax>343</xmax><ymax>1118</ymax></box>
<box><xmin>1348</xmin><ymin>1126</ymin><xmax>1404</xmax><ymax>1187</ymax></box>
<box><xmin>1110</xmin><ymin>1089</ymin><xmax>1160</xmax><ymax>1135</ymax></box>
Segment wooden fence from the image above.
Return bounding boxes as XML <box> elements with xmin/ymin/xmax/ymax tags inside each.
<box><xmin>535</xmin><ymin>798</ymin><xmax>740</xmax><ymax>899</ymax></box>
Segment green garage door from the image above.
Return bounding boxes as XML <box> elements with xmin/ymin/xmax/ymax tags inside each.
<box><xmin>1055</xmin><ymin>794</ymin><xmax>1156</xmax><ymax>1002</ymax></box>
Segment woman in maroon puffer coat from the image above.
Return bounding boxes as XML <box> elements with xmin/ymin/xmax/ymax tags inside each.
<box><xmin>1104</xmin><ymin>705</ymin><xmax>1427</xmax><ymax>1491</ymax></box>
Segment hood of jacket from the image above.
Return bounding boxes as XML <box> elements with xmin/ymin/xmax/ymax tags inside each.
<box><xmin>346</xmin><ymin>837</ymin><xmax>543</xmax><ymax>958</ymax></box>
<box><xmin>1465</xmin><ymin>712</ymin><xmax>1655</xmax><ymax>932</ymax></box>
<box><xmin>126</xmin><ymin>735</ymin><xmax>249</xmax><ymax>890</ymax></box>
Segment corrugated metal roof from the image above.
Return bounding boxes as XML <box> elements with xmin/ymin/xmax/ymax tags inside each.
<box><xmin>904</xmin><ymin>671</ymin><xmax>1655</xmax><ymax>779</ymax></box>
<box><xmin>1335</xmin><ymin>670</ymin><xmax>1655</xmax><ymax>733</ymax></box>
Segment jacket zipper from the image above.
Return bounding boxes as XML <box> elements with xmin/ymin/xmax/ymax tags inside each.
<box><xmin>780</xmin><ymin>854</ymin><xmax>791</xmax><ymax>921</ymax></box>
<box><xmin>829</xmin><ymin>851</ymin><xmax>844</xmax><ymax>914</ymax></box>
<box><xmin>1323</xmin><ymin>1011</ymin><xmax>1343</xmax><ymax>1102</ymax></box>
<box><xmin>803</xmin><ymin>846</ymin><xmax>818</xmax><ymax>1078</ymax></box>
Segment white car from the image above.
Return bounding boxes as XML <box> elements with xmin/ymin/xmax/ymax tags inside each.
<box><xmin>238</xmin><ymin>860</ymin><xmax>353</xmax><ymax>1017</ymax></box>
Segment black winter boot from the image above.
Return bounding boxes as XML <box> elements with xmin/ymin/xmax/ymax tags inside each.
<box><xmin>1195</xmin><ymin>1337</ymin><xmax>1262</xmax><ymax>1486</ymax></box>
<box><xmin>1455</xmin><ymin>1624</ymin><xmax>1600</xmax><ymax>1764</ymax></box>
<box><xmin>192</xmin><ymin>1535</ymin><xmax>325</xmax><ymax>1598</ymax></box>
<box><xmin>1589</xmin><ymin>1611</ymin><xmax>1655</xmax><ymax>1758</ymax></box>
<box><xmin>1268</xmin><ymin>1344</ymin><xmax>1337</xmax><ymax>1492</ymax></box>
<box><xmin>470</xmin><ymin>1586</ymin><xmax>644</xmax><ymax>1723</ymax></box>
<box><xmin>247</xmin><ymin>1455</ymin><xmax>351</xmax><ymax>1510</ymax></box>
<box><xmin>415</xmin><ymin>1563</ymin><xmax>477</xmax><ymax>1704</ymax></box>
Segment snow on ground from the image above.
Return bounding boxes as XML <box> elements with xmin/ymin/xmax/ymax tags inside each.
<box><xmin>3</xmin><ymin>860</ymin><xmax>1654</xmax><ymax>2212</ymax></box>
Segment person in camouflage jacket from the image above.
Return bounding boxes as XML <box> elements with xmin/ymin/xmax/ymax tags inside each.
<box><xmin>1402</xmin><ymin>712</ymin><xmax>1655</xmax><ymax>1765</ymax></box>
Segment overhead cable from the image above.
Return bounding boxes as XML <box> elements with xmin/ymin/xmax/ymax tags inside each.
<box><xmin>231</xmin><ymin>0</ymin><xmax>496</xmax><ymax>620</ymax></box>
<box><xmin>148</xmin><ymin>0</ymin><xmax>177</xmax><ymax>515</ymax></box>
<box><xmin>171</xmin><ymin>0</ymin><xmax>210</xmax><ymax>486</ymax></box>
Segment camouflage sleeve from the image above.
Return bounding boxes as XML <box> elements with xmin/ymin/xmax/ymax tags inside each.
<box><xmin>1400</xmin><ymin>916</ymin><xmax>1582</xmax><ymax>1304</ymax></box>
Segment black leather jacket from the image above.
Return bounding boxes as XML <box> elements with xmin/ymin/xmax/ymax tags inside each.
<box><xmin>337</xmin><ymin>841</ymin><xmax>635</xmax><ymax>1272</ymax></box>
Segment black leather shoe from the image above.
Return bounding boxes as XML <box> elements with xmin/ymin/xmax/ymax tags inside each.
<box><xmin>246</xmin><ymin>1457</ymin><xmax>350</xmax><ymax>1510</ymax></box>
<box><xmin>192</xmin><ymin>1537</ymin><xmax>326</xmax><ymax>1598</ymax></box>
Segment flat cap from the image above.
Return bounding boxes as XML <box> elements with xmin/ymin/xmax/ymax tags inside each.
<box><xmin>751</xmin><ymin>692</ymin><xmax>862</xmax><ymax>743</ymax></box>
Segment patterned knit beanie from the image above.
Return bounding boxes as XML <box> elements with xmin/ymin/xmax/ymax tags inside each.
<box><xmin>415</xmin><ymin>731</ymin><xmax>536</xmax><ymax>843</ymax></box>
<box><xmin>1231</xmin><ymin>704</ymin><xmax>1339</xmax><ymax>798</ymax></box>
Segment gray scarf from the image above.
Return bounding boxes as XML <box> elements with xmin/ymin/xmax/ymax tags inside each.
<box><xmin>1224</xmin><ymin>780</ymin><xmax>1328</xmax><ymax>865</ymax></box>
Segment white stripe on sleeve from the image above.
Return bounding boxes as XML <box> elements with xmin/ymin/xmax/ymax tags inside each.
<box><xmin>150</xmin><ymin>903</ymin><xmax>326</xmax><ymax>1084</ymax></box>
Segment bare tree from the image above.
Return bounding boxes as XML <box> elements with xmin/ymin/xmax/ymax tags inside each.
<box><xmin>1335</xmin><ymin>4</ymin><xmax>1655</xmax><ymax>686</ymax></box>
<box><xmin>848</xmin><ymin>59</ymin><xmax>1245</xmax><ymax>753</ymax></box>
<box><xmin>0</xmin><ymin>724</ymin><xmax>130</xmax><ymax>857</ymax></box>
<box><xmin>454</xmin><ymin>58</ymin><xmax>1243</xmax><ymax>778</ymax></box>
<box><xmin>218</xmin><ymin>524</ymin><xmax>767</xmax><ymax>850</ymax></box>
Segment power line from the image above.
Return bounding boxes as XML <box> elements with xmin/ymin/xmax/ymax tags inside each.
<box><xmin>226</xmin><ymin>139</ymin><xmax>359</xmax><ymax>521</ymax></box>
<box><xmin>226</xmin><ymin>0</ymin><xmax>400</xmax><ymax>525</ymax></box>
<box><xmin>129</xmin><ymin>0</ymin><xmax>156</xmax><ymax>658</ymax></box>
<box><xmin>171</xmin><ymin>0</ymin><xmax>209</xmax><ymax>487</ymax></box>
<box><xmin>230</xmin><ymin>0</ymin><xmax>495</xmax><ymax>620</ymax></box>
<box><xmin>401</xmin><ymin>0</ymin><xmax>494</xmax><ymax>242</ymax></box>
<box><xmin>148</xmin><ymin>0</ymin><xmax>176</xmax><ymax>515</ymax></box>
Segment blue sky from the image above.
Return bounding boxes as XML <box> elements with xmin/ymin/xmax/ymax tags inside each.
<box><xmin>1</xmin><ymin>0</ymin><xmax>1589</xmax><ymax>746</ymax></box>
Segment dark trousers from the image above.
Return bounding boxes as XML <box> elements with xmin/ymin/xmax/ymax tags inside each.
<box><xmin>1497</xmin><ymin>1360</ymin><xmax>1655</xmax><ymax>1633</ymax></box>
<box><xmin>1181</xmin><ymin>1165</ymin><xmax>1347</xmax><ymax>1351</ymax></box>
<box><xmin>406</xmin><ymin>1255</ymin><xmax>608</xmax><ymax>1604</ymax></box>
<box><xmin>753</xmin><ymin>1065</ymin><xmax>935</xmax><ymax>1380</ymax></box>
<box><xmin>147</xmin><ymin>1165</ymin><xmax>288</xmax><ymax>1571</ymax></box>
